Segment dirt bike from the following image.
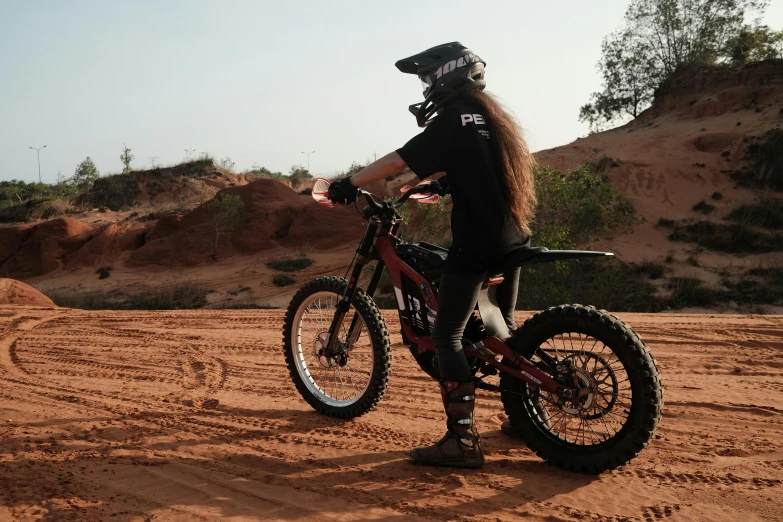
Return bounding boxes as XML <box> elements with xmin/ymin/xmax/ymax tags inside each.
<box><xmin>282</xmin><ymin>178</ymin><xmax>662</xmax><ymax>473</ymax></box>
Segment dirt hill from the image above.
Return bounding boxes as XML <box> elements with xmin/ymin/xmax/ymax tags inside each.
<box><xmin>74</xmin><ymin>158</ymin><xmax>254</xmax><ymax>212</ymax></box>
<box><xmin>535</xmin><ymin>59</ymin><xmax>783</xmax><ymax>304</ymax></box>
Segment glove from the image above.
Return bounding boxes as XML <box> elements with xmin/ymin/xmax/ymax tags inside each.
<box><xmin>434</xmin><ymin>176</ymin><xmax>450</xmax><ymax>196</ymax></box>
<box><xmin>328</xmin><ymin>176</ymin><xmax>359</xmax><ymax>205</ymax></box>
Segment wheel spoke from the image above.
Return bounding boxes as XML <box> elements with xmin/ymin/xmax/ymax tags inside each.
<box><xmin>519</xmin><ymin>331</ymin><xmax>633</xmax><ymax>448</ymax></box>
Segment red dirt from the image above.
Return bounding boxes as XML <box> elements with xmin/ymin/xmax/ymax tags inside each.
<box><xmin>0</xmin><ymin>218</ymin><xmax>94</xmax><ymax>278</ymax></box>
<box><xmin>0</xmin><ymin>279</ymin><xmax>56</xmax><ymax>307</ymax></box>
<box><xmin>0</xmin><ymin>308</ymin><xmax>781</xmax><ymax>520</ymax></box>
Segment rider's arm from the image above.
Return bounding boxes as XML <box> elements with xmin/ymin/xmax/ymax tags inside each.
<box><xmin>349</xmin><ymin>152</ymin><xmax>408</xmax><ymax>187</ymax></box>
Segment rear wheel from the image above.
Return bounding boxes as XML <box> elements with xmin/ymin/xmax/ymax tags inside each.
<box><xmin>283</xmin><ymin>276</ymin><xmax>391</xmax><ymax>418</ymax></box>
<box><xmin>500</xmin><ymin>304</ymin><xmax>662</xmax><ymax>473</ymax></box>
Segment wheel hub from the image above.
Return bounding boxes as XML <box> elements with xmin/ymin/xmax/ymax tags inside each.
<box><xmin>314</xmin><ymin>332</ymin><xmax>348</xmax><ymax>368</ymax></box>
<box><xmin>560</xmin><ymin>368</ymin><xmax>595</xmax><ymax>415</ymax></box>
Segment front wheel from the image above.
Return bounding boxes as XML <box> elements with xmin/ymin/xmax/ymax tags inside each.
<box><xmin>500</xmin><ymin>304</ymin><xmax>663</xmax><ymax>474</ymax></box>
<box><xmin>283</xmin><ymin>276</ymin><xmax>391</xmax><ymax>418</ymax></box>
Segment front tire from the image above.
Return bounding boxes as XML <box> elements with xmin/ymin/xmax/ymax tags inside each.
<box><xmin>283</xmin><ymin>276</ymin><xmax>391</xmax><ymax>418</ymax></box>
<box><xmin>500</xmin><ymin>304</ymin><xmax>662</xmax><ymax>474</ymax></box>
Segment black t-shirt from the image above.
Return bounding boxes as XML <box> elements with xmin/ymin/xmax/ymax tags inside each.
<box><xmin>397</xmin><ymin>100</ymin><xmax>529</xmax><ymax>274</ymax></box>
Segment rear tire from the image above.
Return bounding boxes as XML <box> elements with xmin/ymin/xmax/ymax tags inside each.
<box><xmin>500</xmin><ymin>304</ymin><xmax>662</xmax><ymax>474</ymax></box>
<box><xmin>283</xmin><ymin>276</ymin><xmax>391</xmax><ymax>418</ymax></box>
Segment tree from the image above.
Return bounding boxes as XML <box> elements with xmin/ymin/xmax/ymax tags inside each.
<box><xmin>71</xmin><ymin>157</ymin><xmax>100</xmax><ymax>191</ymax></box>
<box><xmin>725</xmin><ymin>25</ymin><xmax>783</xmax><ymax>65</ymax></box>
<box><xmin>580</xmin><ymin>0</ymin><xmax>773</xmax><ymax>130</ymax></box>
<box><xmin>210</xmin><ymin>194</ymin><xmax>245</xmax><ymax>260</ymax></box>
<box><xmin>219</xmin><ymin>157</ymin><xmax>236</xmax><ymax>171</ymax></box>
<box><xmin>289</xmin><ymin>165</ymin><xmax>313</xmax><ymax>184</ymax></box>
<box><xmin>120</xmin><ymin>145</ymin><xmax>134</xmax><ymax>172</ymax></box>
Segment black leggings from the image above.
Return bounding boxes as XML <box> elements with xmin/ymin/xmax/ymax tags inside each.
<box><xmin>431</xmin><ymin>267</ymin><xmax>521</xmax><ymax>382</ymax></box>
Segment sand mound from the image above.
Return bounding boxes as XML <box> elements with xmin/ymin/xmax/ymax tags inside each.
<box><xmin>0</xmin><ymin>278</ymin><xmax>55</xmax><ymax>307</ymax></box>
<box><xmin>283</xmin><ymin>201</ymin><xmax>367</xmax><ymax>249</ymax></box>
<box><xmin>129</xmin><ymin>179</ymin><xmax>308</xmax><ymax>266</ymax></box>
<box><xmin>0</xmin><ymin>218</ymin><xmax>95</xmax><ymax>278</ymax></box>
<box><xmin>65</xmin><ymin>222</ymin><xmax>152</xmax><ymax>268</ymax></box>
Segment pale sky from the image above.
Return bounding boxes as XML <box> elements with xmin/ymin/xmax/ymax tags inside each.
<box><xmin>1</xmin><ymin>1</ymin><xmax>781</xmax><ymax>182</ymax></box>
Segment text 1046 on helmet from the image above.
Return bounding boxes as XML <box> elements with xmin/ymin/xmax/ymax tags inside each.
<box><xmin>395</xmin><ymin>42</ymin><xmax>487</xmax><ymax>127</ymax></box>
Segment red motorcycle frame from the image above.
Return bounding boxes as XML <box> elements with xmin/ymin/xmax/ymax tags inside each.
<box><xmin>313</xmin><ymin>179</ymin><xmax>612</xmax><ymax>405</ymax></box>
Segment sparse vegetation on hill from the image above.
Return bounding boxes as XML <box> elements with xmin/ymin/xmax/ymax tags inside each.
<box><xmin>45</xmin><ymin>284</ymin><xmax>208</xmax><ymax>310</ymax></box>
<box><xmin>730</xmin><ymin>129</ymin><xmax>783</xmax><ymax>190</ymax></box>
<box><xmin>668</xmin><ymin>221</ymin><xmax>783</xmax><ymax>253</ymax></box>
<box><xmin>726</xmin><ymin>198</ymin><xmax>783</xmax><ymax>228</ymax></box>
<box><xmin>265</xmin><ymin>255</ymin><xmax>314</xmax><ymax>272</ymax></box>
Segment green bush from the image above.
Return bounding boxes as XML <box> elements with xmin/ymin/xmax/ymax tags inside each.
<box><xmin>516</xmin><ymin>258</ymin><xmax>665</xmax><ymax>312</ymax></box>
<box><xmin>272</xmin><ymin>274</ymin><xmax>296</xmax><ymax>287</ymax></box>
<box><xmin>89</xmin><ymin>173</ymin><xmax>141</xmax><ymax>211</ymax></box>
<box><xmin>656</xmin><ymin>217</ymin><xmax>676</xmax><ymax>228</ymax></box>
<box><xmin>265</xmin><ymin>255</ymin><xmax>314</xmax><ymax>272</ymax></box>
<box><xmin>711</xmin><ymin>191</ymin><xmax>724</xmax><ymax>201</ymax></box>
<box><xmin>534</xmin><ymin>164</ymin><xmax>639</xmax><ymax>247</ymax></box>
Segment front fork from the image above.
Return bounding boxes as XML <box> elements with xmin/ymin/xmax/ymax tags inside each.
<box><xmin>325</xmin><ymin>220</ymin><xmax>384</xmax><ymax>353</ymax></box>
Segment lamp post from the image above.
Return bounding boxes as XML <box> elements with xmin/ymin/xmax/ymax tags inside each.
<box><xmin>301</xmin><ymin>150</ymin><xmax>315</xmax><ymax>172</ymax></box>
<box><xmin>29</xmin><ymin>145</ymin><xmax>46</xmax><ymax>184</ymax></box>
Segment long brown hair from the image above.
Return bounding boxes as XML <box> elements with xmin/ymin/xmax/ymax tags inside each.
<box><xmin>462</xmin><ymin>89</ymin><xmax>537</xmax><ymax>235</ymax></box>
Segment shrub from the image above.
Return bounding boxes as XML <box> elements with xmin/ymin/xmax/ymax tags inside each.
<box><xmin>726</xmin><ymin>199</ymin><xmax>783</xmax><ymax>229</ymax></box>
<box><xmin>266</xmin><ymin>255</ymin><xmax>314</xmax><ymax>272</ymax></box>
<box><xmin>96</xmin><ymin>265</ymin><xmax>112</xmax><ymax>279</ymax></box>
<box><xmin>210</xmin><ymin>194</ymin><xmax>245</xmax><ymax>260</ymax></box>
<box><xmin>44</xmin><ymin>284</ymin><xmax>208</xmax><ymax>310</ymax></box>
<box><xmin>656</xmin><ymin>217</ymin><xmax>676</xmax><ymax>228</ymax></box>
<box><xmin>396</xmin><ymin>194</ymin><xmax>453</xmax><ymax>246</ymax></box>
<box><xmin>516</xmin><ymin>258</ymin><xmax>665</xmax><ymax>312</ymax></box>
<box><xmin>633</xmin><ymin>261</ymin><xmax>665</xmax><ymax>279</ymax></box>
<box><xmin>272</xmin><ymin>274</ymin><xmax>296</xmax><ymax>287</ymax></box>
<box><xmin>28</xmin><ymin>199</ymin><xmax>74</xmax><ymax>220</ymax></box>
<box><xmin>730</xmin><ymin>130</ymin><xmax>783</xmax><ymax>190</ymax></box>
<box><xmin>89</xmin><ymin>173</ymin><xmax>141</xmax><ymax>210</ymax></box>
<box><xmin>534</xmin><ymin>164</ymin><xmax>639</xmax><ymax>247</ymax></box>
<box><xmin>692</xmin><ymin>200</ymin><xmax>715</xmax><ymax>214</ymax></box>
<box><xmin>668</xmin><ymin>221</ymin><xmax>783</xmax><ymax>253</ymax></box>
<box><xmin>666</xmin><ymin>278</ymin><xmax>728</xmax><ymax>308</ymax></box>
<box><xmin>711</xmin><ymin>191</ymin><xmax>724</xmax><ymax>201</ymax></box>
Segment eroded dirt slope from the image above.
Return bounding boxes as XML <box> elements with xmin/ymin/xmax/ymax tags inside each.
<box><xmin>0</xmin><ymin>308</ymin><xmax>781</xmax><ymax>521</ymax></box>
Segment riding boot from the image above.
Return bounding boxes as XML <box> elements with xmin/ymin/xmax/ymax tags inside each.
<box><xmin>410</xmin><ymin>381</ymin><xmax>484</xmax><ymax>469</ymax></box>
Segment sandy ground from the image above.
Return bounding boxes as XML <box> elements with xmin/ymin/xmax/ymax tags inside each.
<box><xmin>0</xmin><ymin>307</ymin><xmax>781</xmax><ymax>521</ymax></box>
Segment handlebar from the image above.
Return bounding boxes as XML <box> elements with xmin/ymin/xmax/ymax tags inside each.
<box><xmin>358</xmin><ymin>180</ymin><xmax>442</xmax><ymax>212</ymax></box>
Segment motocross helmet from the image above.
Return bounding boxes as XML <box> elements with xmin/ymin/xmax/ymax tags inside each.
<box><xmin>395</xmin><ymin>42</ymin><xmax>486</xmax><ymax>127</ymax></box>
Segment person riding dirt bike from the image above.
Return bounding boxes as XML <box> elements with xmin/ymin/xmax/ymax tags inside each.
<box><xmin>327</xmin><ymin>42</ymin><xmax>535</xmax><ymax>468</ymax></box>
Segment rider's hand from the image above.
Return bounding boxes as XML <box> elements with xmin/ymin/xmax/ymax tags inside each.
<box><xmin>434</xmin><ymin>176</ymin><xmax>450</xmax><ymax>196</ymax></box>
<box><xmin>329</xmin><ymin>177</ymin><xmax>359</xmax><ymax>205</ymax></box>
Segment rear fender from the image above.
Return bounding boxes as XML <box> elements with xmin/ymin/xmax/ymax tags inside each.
<box><xmin>525</xmin><ymin>250</ymin><xmax>614</xmax><ymax>264</ymax></box>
